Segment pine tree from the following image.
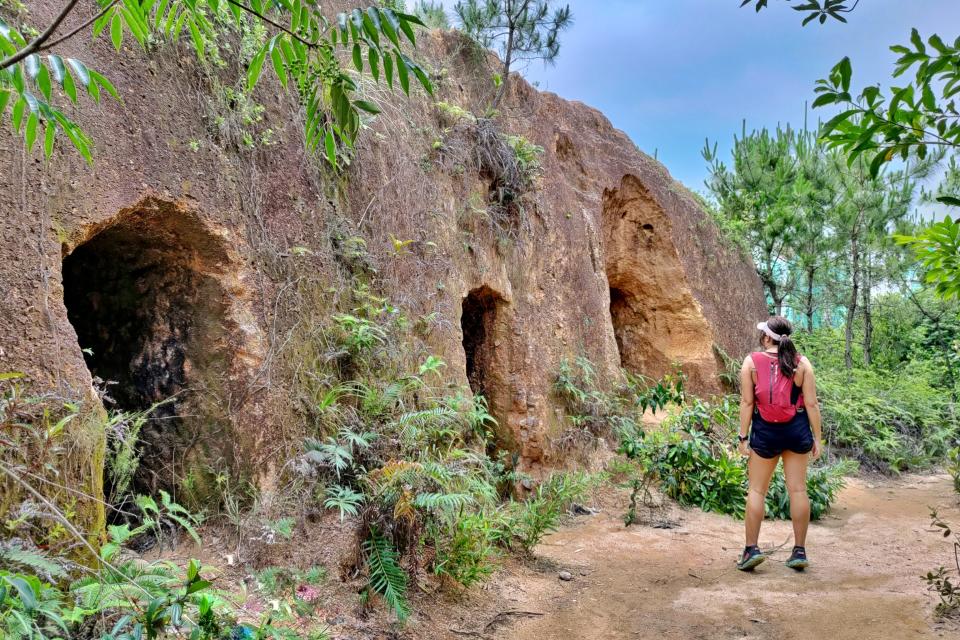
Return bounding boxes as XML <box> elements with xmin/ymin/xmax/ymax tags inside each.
<box><xmin>454</xmin><ymin>0</ymin><xmax>572</xmax><ymax>108</ymax></box>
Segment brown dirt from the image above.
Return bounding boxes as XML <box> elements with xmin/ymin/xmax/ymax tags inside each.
<box><xmin>417</xmin><ymin>474</ymin><xmax>960</xmax><ymax>640</ymax></box>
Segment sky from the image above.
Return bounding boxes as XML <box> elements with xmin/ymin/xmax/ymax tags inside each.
<box><xmin>438</xmin><ymin>0</ymin><xmax>960</xmax><ymax>193</ymax></box>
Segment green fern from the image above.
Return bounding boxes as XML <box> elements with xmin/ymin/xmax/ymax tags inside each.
<box><xmin>0</xmin><ymin>547</ymin><xmax>66</xmax><ymax>579</ymax></box>
<box><xmin>324</xmin><ymin>485</ymin><xmax>365</xmax><ymax>522</ymax></box>
<box><xmin>363</xmin><ymin>528</ymin><xmax>410</xmax><ymax>622</ymax></box>
<box><xmin>413</xmin><ymin>492</ymin><xmax>472</xmax><ymax>513</ymax></box>
<box><xmin>396</xmin><ymin>407</ymin><xmax>457</xmax><ymax>428</ymax></box>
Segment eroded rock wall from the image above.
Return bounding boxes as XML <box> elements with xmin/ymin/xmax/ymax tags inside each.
<box><xmin>0</xmin><ymin>2</ymin><xmax>765</xmax><ymax>504</ymax></box>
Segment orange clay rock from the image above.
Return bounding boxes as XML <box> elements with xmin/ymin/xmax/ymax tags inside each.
<box><xmin>0</xmin><ymin>15</ymin><xmax>765</xmax><ymax>514</ymax></box>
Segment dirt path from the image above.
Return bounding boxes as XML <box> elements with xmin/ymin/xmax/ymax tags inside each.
<box><xmin>429</xmin><ymin>475</ymin><xmax>960</xmax><ymax>640</ymax></box>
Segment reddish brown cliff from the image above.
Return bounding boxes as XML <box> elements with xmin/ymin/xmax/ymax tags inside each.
<box><xmin>0</xmin><ymin>3</ymin><xmax>766</xmax><ymax>515</ymax></box>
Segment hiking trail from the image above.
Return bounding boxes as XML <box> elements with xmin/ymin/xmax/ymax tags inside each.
<box><xmin>424</xmin><ymin>474</ymin><xmax>960</xmax><ymax>639</ymax></box>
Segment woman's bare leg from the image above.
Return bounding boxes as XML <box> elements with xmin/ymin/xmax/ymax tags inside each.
<box><xmin>745</xmin><ymin>453</ymin><xmax>779</xmax><ymax>546</ymax></box>
<box><xmin>781</xmin><ymin>450</ymin><xmax>811</xmax><ymax>546</ymax></box>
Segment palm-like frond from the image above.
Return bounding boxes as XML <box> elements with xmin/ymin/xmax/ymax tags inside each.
<box><xmin>412</xmin><ymin>492</ymin><xmax>472</xmax><ymax>513</ymax></box>
<box><xmin>324</xmin><ymin>485</ymin><xmax>364</xmax><ymax>522</ymax></box>
<box><xmin>363</xmin><ymin>528</ymin><xmax>410</xmax><ymax>622</ymax></box>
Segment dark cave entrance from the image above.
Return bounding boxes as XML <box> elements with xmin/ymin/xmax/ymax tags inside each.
<box><xmin>61</xmin><ymin>206</ymin><xmax>232</xmax><ymax>505</ymax></box>
<box><xmin>461</xmin><ymin>286</ymin><xmax>504</xmax><ymax>399</ymax></box>
<box><xmin>609</xmin><ymin>287</ymin><xmax>630</xmax><ymax>368</ymax></box>
<box><xmin>461</xmin><ymin>285</ymin><xmax>511</xmax><ymax>450</ymax></box>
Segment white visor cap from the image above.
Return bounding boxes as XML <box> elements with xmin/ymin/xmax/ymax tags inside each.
<box><xmin>757</xmin><ymin>321</ymin><xmax>783</xmax><ymax>342</ymax></box>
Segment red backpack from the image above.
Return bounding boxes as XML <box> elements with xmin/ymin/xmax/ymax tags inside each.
<box><xmin>751</xmin><ymin>352</ymin><xmax>804</xmax><ymax>423</ymax></box>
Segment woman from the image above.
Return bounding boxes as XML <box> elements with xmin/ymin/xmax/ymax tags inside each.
<box><xmin>736</xmin><ymin>315</ymin><xmax>822</xmax><ymax>572</ymax></box>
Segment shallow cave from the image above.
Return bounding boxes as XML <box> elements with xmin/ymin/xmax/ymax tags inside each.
<box><xmin>461</xmin><ymin>286</ymin><xmax>506</xmax><ymax>400</ymax></box>
<box><xmin>61</xmin><ymin>209</ymin><xmax>230</xmax><ymax>503</ymax></box>
<box><xmin>609</xmin><ymin>286</ymin><xmax>631</xmax><ymax>368</ymax></box>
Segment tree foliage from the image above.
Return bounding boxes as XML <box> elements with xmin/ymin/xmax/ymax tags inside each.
<box><xmin>896</xmin><ymin>217</ymin><xmax>960</xmax><ymax>300</ymax></box>
<box><xmin>0</xmin><ymin>0</ymin><xmax>433</xmax><ymax>165</ymax></box>
<box><xmin>705</xmin><ymin>123</ymin><xmax>924</xmax><ymax>367</ymax></box>
<box><xmin>807</xmin><ymin>27</ymin><xmax>960</xmax><ymax>302</ymax></box>
<box><xmin>454</xmin><ymin>0</ymin><xmax>571</xmax><ymax>107</ymax></box>
<box><xmin>412</xmin><ymin>0</ymin><xmax>449</xmax><ymax>30</ymax></box>
<box><xmin>740</xmin><ymin>0</ymin><xmax>860</xmax><ymax>25</ymax></box>
<box><xmin>704</xmin><ymin>125</ymin><xmax>840</xmax><ymax>317</ymax></box>
<box><xmin>814</xmin><ymin>30</ymin><xmax>960</xmax><ymax>179</ymax></box>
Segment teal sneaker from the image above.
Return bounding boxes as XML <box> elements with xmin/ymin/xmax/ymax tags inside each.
<box><xmin>785</xmin><ymin>546</ymin><xmax>809</xmax><ymax>571</ymax></box>
<box><xmin>736</xmin><ymin>545</ymin><xmax>766</xmax><ymax>571</ymax></box>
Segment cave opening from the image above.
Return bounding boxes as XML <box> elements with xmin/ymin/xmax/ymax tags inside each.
<box><xmin>61</xmin><ymin>207</ymin><xmax>231</xmax><ymax>506</ymax></box>
<box><xmin>609</xmin><ymin>286</ymin><xmax>630</xmax><ymax>368</ymax></box>
<box><xmin>461</xmin><ymin>286</ymin><xmax>503</xmax><ymax>398</ymax></box>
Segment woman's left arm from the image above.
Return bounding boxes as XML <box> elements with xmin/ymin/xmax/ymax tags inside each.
<box><xmin>800</xmin><ymin>358</ymin><xmax>823</xmax><ymax>459</ymax></box>
<box><xmin>738</xmin><ymin>356</ymin><xmax>755</xmax><ymax>457</ymax></box>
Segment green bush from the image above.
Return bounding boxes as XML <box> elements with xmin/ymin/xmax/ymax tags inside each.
<box><xmin>794</xmin><ymin>324</ymin><xmax>960</xmax><ymax>472</ymax></box>
<box><xmin>765</xmin><ymin>459</ymin><xmax>858</xmax><ymax>520</ymax></box>
<box><xmin>430</xmin><ymin>511</ymin><xmax>499</xmax><ymax>587</ymax></box>
<box><xmin>496</xmin><ymin>471</ymin><xmax>595</xmax><ymax>554</ymax></box>
<box><xmin>616</xmin><ymin>398</ymin><xmax>854</xmax><ymax>522</ymax></box>
<box><xmin>0</xmin><ymin>502</ymin><xmax>291</xmax><ymax>640</ymax></box>
<box><xmin>815</xmin><ymin>364</ymin><xmax>959</xmax><ymax>472</ymax></box>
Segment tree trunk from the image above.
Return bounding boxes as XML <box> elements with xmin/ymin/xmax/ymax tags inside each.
<box><xmin>774</xmin><ymin>296</ymin><xmax>786</xmax><ymax>317</ymax></box>
<box><xmin>844</xmin><ymin>233</ymin><xmax>860</xmax><ymax>371</ymax></box>
<box><xmin>758</xmin><ymin>265</ymin><xmax>779</xmax><ymax>316</ymax></box>
<box><xmin>805</xmin><ymin>265</ymin><xmax>815</xmax><ymax>332</ymax></box>
<box><xmin>492</xmin><ymin>21</ymin><xmax>515</xmax><ymax>108</ymax></box>
<box><xmin>862</xmin><ymin>253</ymin><xmax>873</xmax><ymax>367</ymax></box>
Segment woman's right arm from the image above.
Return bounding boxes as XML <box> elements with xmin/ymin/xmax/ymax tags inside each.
<box><xmin>738</xmin><ymin>355</ymin><xmax>754</xmax><ymax>456</ymax></box>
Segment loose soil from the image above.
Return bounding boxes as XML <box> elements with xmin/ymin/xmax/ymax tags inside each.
<box><xmin>421</xmin><ymin>474</ymin><xmax>960</xmax><ymax>640</ymax></box>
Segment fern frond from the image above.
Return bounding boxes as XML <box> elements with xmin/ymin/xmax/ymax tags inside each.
<box><xmin>396</xmin><ymin>407</ymin><xmax>457</xmax><ymax>428</ymax></box>
<box><xmin>363</xmin><ymin>528</ymin><xmax>410</xmax><ymax>622</ymax></box>
<box><xmin>412</xmin><ymin>492</ymin><xmax>472</xmax><ymax>513</ymax></box>
<box><xmin>0</xmin><ymin>546</ymin><xmax>67</xmax><ymax>579</ymax></box>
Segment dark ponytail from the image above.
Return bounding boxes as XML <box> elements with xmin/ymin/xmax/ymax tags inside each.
<box><xmin>768</xmin><ymin>315</ymin><xmax>798</xmax><ymax>377</ymax></box>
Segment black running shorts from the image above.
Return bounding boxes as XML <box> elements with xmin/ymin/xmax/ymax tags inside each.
<box><xmin>749</xmin><ymin>409</ymin><xmax>814</xmax><ymax>459</ymax></box>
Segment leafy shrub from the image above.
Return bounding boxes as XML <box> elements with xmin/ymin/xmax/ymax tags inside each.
<box><xmin>0</xmin><ymin>503</ymin><xmax>291</xmax><ymax>640</ymax></box>
<box><xmin>553</xmin><ymin>356</ymin><xmax>685</xmax><ymax>450</ymax></box>
<box><xmin>765</xmin><ymin>459</ymin><xmax>858</xmax><ymax>520</ymax></box>
<box><xmin>615</xmin><ymin>398</ymin><xmax>853</xmax><ymax>522</ymax></box>
<box><xmin>924</xmin><ymin>510</ymin><xmax>960</xmax><ymax>617</ymax></box>
<box><xmin>652</xmin><ymin>420</ymin><xmax>747</xmax><ymax>519</ymax></box>
<box><xmin>815</xmin><ymin>364</ymin><xmax>959</xmax><ymax>472</ymax></box>
<box><xmin>496</xmin><ymin>471</ymin><xmax>594</xmax><ymax>554</ymax></box>
<box><xmin>504</xmin><ymin>135</ymin><xmax>544</xmax><ymax>187</ymax></box>
<box><xmin>430</xmin><ymin>511</ymin><xmax>498</xmax><ymax>587</ymax></box>
<box><xmin>794</xmin><ymin>326</ymin><xmax>960</xmax><ymax>472</ymax></box>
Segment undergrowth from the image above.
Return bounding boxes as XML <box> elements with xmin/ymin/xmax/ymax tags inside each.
<box><xmin>11</xmin><ymin>281</ymin><xmax>945</xmax><ymax>632</ymax></box>
<box><xmin>1</xmin><ymin>278</ymin><xmax>605</xmax><ymax>634</ymax></box>
<box><xmin>553</xmin><ymin>357</ymin><xmax>855</xmax><ymax>525</ymax></box>
<box><xmin>615</xmin><ymin>397</ymin><xmax>855</xmax><ymax>522</ymax></box>
<box><xmin>287</xmin><ymin>288</ymin><xmax>600</xmax><ymax>619</ymax></box>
